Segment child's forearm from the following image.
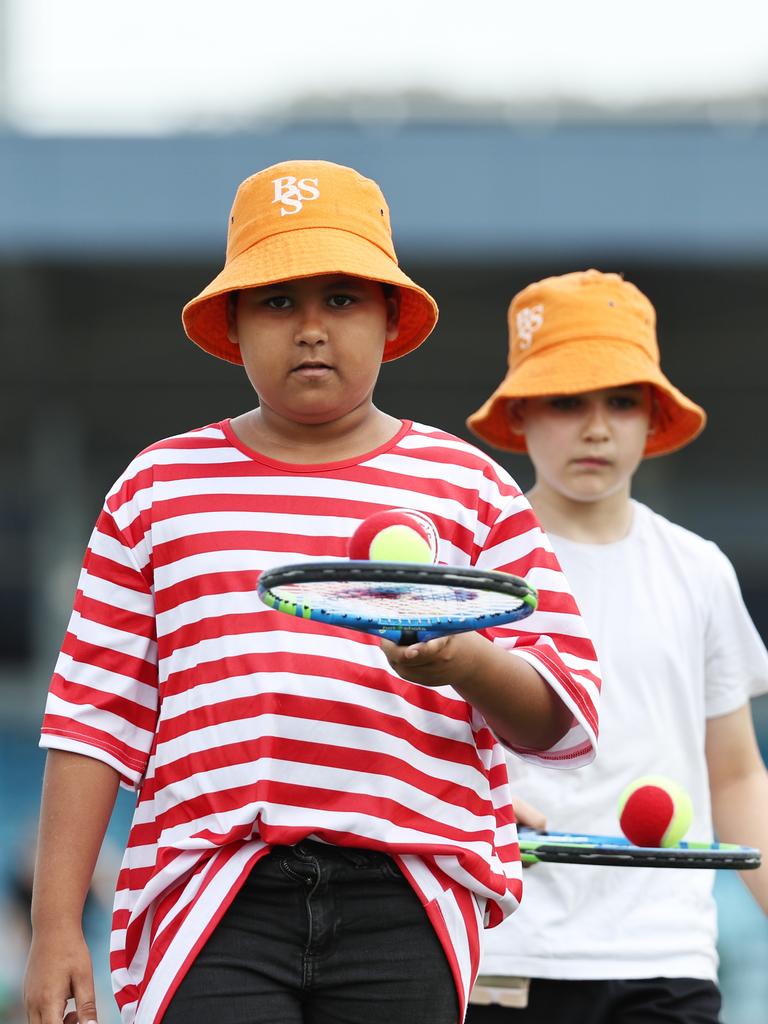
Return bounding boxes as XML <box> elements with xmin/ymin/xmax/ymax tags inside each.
<box><xmin>381</xmin><ymin>632</ymin><xmax>572</xmax><ymax>750</ymax></box>
<box><xmin>25</xmin><ymin>751</ymin><xmax>121</xmax><ymax>1024</ymax></box>
<box><xmin>706</xmin><ymin>704</ymin><xmax>768</xmax><ymax>915</ymax></box>
<box><xmin>450</xmin><ymin>634</ymin><xmax>572</xmax><ymax>749</ymax></box>
<box><xmin>31</xmin><ymin>749</ymin><xmax>120</xmax><ymax>929</ymax></box>
<box><xmin>710</xmin><ymin>767</ymin><xmax>768</xmax><ymax>914</ymax></box>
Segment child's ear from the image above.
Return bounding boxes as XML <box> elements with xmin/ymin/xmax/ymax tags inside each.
<box><xmin>384</xmin><ymin>287</ymin><xmax>401</xmax><ymax>341</ymax></box>
<box><xmin>505</xmin><ymin>399</ymin><xmax>527</xmax><ymax>435</ymax></box>
<box><xmin>226</xmin><ymin>291</ymin><xmax>240</xmax><ymax>346</ymax></box>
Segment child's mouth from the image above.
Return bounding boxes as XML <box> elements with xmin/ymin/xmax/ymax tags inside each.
<box><xmin>293</xmin><ymin>362</ymin><xmax>333</xmax><ymax>377</ymax></box>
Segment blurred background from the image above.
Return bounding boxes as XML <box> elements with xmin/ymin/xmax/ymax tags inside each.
<box><xmin>1</xmin><ymin>1</ymin><xmax>767</xmax><ymax>1021</ymax></box>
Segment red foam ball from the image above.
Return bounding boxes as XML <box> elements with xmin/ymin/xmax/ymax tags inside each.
<box><xmin>618</xmin><ymin>776</ymin><xmax>693</xmax><ymax>848</ymax></box>
<box><xmin>348</xmin><ymin>508</ymin><xmax>439</xmax><ymax>563</ymax></box>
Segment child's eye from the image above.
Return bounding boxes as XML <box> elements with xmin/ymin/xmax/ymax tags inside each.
<box><xmin>328</xmin><ymin>294</ymin><xmax>355</xmax><ymax>308</ymax></box>
<box><xmin>549</xmin><ymin>396</ymin><xmax>581</xmax><ymax>412</ymax></box>
<box><xmin>265</xmin><ymin>295</ymin><xmax>293</xmax><ymax>310</ymax></box>
<box><xmin>609</xmin><ymin>394</ymin><xmax>639</xmax><ymax>410</ymax></box>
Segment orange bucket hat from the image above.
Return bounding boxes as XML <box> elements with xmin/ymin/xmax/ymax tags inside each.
<box><xmin>182</xmin><ymin>159</ymin><xmax>438</xmax><ymax>363</ymax></box>
<box><xmin>467</xmin><ymin>269</ymin><xmax>706</xmax><ymax>458</ymax></box>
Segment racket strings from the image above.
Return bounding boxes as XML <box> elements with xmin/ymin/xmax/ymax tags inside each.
<box><xmin>270</xmin><ymin>579</ymin><xmax>527</xmax><ymax>625</ymax></box>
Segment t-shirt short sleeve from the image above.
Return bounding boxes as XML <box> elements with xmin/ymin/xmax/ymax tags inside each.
<box><xmin>40</xmin><ymin>502</ymin><xmax>159</xmax><ymax>787</ymax></box>
<box><xmin>704</xmin><ymin>544</ymin><xmax>768</xmax><ymax>716</ymax></box>
<box><xmin>474</xmin><ymin>483</ymin><xmax>601</xmax><ymax>768</ymax></box>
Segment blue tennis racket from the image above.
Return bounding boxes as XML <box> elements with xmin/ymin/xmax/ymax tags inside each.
<box><xmin>518</xmin><ymin>829</ymin><xmax>761</xmax><ymax>870</ymax></box>
<box><xmin>257</xmin><ymin>561</ymin><xmax>537</xmax><ymax>645</ymax></box>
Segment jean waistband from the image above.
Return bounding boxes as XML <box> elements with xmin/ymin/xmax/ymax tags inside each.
<box><xmin>272</xmin><ymin>839</ymin><xmax>398</xmax><ymax>871</ymax></box>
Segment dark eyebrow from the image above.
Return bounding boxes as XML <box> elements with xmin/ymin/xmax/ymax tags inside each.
<box><xmin>320</xmin><ymin>276</ymin><xmax>368</xmax><ymax>289</ymax></box>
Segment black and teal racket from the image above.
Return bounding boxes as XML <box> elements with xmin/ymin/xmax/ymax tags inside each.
<box><xmin>257</xmin><ymin>561</ymin><xmax>538</xmax><ymax>645</ymax></box>
<box><xmin>518</xmin><ymin>829</ymin><xmax>761</xmax><ymax>870</ymax></box>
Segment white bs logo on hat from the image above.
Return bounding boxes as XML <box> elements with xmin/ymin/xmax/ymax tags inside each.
<box><xmin>272</xmin><ymin>176</ymin><xmax>320</xmax><ymax>216</ymax></box>
<box><xmin>516</xmin><ymin>304</ymin><xmax>544</xmax><ymax>350</ymax></box>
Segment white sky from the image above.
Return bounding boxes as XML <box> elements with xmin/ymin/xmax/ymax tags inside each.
<box><xmin>5</xmin><ymin>0</ymin><xmax>768</xmax><ymax>133</ymax></box>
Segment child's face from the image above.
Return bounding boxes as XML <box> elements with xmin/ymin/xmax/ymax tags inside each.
<box><xmin>509</xmin><ymin>385</ymin><xmax>653</xmax><ymax>504</ymax></box>
<box><xmin>228</xmin><ymin>275</ymin><xmax>399</xmax><ymax>428</ymax></box>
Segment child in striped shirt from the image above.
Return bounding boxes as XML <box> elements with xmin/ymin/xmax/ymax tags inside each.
<box><xmin>24</xmin><ymin>162</ymin><xmax>600</xmax><ymax>1024</ymax></box>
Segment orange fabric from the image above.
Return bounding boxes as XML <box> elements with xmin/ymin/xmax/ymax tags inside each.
<box><xmin>182</xmin><ymin>160</ymin><xmax>438</xmax><ymax>363</ymax></box>
<box><xmin>467</xmin><ymin>269</ymin><xmax>706</xmax><ymax>458</ymax></box>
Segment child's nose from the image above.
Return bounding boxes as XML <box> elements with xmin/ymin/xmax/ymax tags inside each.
<box><xmin>583</xmin><ymin>404</ymin><xmax>611</xmax><ymax>439</ymax></box>
<box><xmin>295</xmin><ymin>308</ymin><xmax>328</xmax><ymax>345</ymax></box>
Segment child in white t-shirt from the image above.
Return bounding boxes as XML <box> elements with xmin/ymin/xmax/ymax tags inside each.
<box><xmin>465</xmin><ymin>269</ymin><xmax>768</xmax><ymax>1024</ymax></box>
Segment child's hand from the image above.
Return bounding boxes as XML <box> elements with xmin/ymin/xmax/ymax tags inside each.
<box><xmin>513</xmin><ymin>796</ymin><xmax>547</xmax><ymax>868</ymax></box>
<box><xmin>24</xmin><ymin>928</ymin><xmax>98</xmax><ymax>1024</ymax></box>
<box><xmin>379</xmin><ymin>631</ymin><xmax>486</xmax><ymax>688</ymax></box>
<box><xmin>513</xmin><ymin>796</ymin><xmax>547</xmax><ymax>832</ymax></box>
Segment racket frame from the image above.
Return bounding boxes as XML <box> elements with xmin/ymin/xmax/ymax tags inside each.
<box><xmin>517</xmin><ymin>829</ymin><xmax>761</xmax><ymax>869</ymax></box>
<box><xmin>257</xmin><ymin>560</ymin><xmax>538</xmax><ymax>644</ymax></box>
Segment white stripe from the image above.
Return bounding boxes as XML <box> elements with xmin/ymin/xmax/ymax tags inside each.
<box><xmin>89</xmin><ymin>527</ymin><xmax>151</xmax><ymax>573</ymax></box>
<box><xmin>79</xmin><ymin>573</ymin><xmax>154</xmax><ymax>616</ymax></box>
<box><xmin>526</xmin><ymin>565</ymin><xmax>578</xmax><ymax>592</ymax></box>
<box><xmin>44</xmin><ymin>691</ymin><xmax>155</xmax><ymax>756</ymax></box>
<box><xmin>67</xmin><ymin>610</ymin><xmax>158</xmax><ymax>663</ymax></box>
<box><xmin>53</xmin><ymin>651</ymin><xmax>158</xmax><ymax>710</ymax></box>
<box><xmin>476</xmin><ymin>527</ymin><xmax>550</xmax><ymax>569</ymax></box>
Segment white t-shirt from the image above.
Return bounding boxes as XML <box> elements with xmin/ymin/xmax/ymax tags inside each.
<box><xmin>480</xmin><ymin>500</ymin><xmax>768</xmax><ymax>982</ymax></box>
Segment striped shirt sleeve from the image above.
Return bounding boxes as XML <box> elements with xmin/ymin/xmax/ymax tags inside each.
<box><xmin>474</xmin><ymin>476</ymin><xmax>600</xmax><ymax>768</ymax></box>
<box><xmin>41</xmin><ymin>485</ymin><xmax>159</xmax><ymax>786</ymax></box>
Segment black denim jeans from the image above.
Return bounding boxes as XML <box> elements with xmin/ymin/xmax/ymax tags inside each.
<box><xmin>163</xmin><ymin>840</ymin><xmax>459</xmax><ymax>1024</ymax></box>
<box><xmin>465</xmin><ymin>977</ymin><xmax>722</xmax><ymax>1024</ymax></box>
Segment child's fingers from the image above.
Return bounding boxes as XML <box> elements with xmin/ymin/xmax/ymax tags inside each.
<box><xmin>379</xmin><ymin>637</ymin><xmax>439</xmax><ymax>662</ymax></box>
<box><xmin>513</xmin><ymin>796</ymin><xmax>547</xmax><ymax>831</ymax></box>
<box><xmin>32</xmin><ymin>991</ymin><xmax>75</xmax><ymax>1024</ymax></box>
<box><xmin>399</xmin><ymin>636</ymin><xmax>450</xmax><ymax>660</ymax></box>
<box><xmin>24</xmin><ymin>966</ymin><xmax>73</xmax><ymax>1024</ymax></box>
<box><xmin>70</xmin><ymin>972</ymin><xmax>98</xmax><ymax>1024</ymax></box>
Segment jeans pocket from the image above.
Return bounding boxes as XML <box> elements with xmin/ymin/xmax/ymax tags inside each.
<box><xmin>378</xmin><ymin>856</ymin><xmax>404</xmax><ymax>881</ymax></box>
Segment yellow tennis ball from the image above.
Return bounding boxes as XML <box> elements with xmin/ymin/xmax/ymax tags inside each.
<box><xmin>369</xmin><ymin>523</ymin><xmax>434</xmax><ymax>563</ymax></box>
<box><xmin>618</xmin><ymin>775</ymin><xmax>693</xmax><ymax>848</ymax></box>
<box><xmin>348</xmin><ymin>509</ymin><xmax>439</xmax><ymax>563</ymax></box>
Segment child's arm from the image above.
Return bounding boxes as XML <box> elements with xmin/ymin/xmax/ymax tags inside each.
<box><xmin>706</xmin><ymin>703</ymin><xmax>768</xmax><ymax>913</ymax></box>
<box><xmin>380</xmin><ymin>631</ymin><xmax>572</xmax><ymax>750</ymax></box>
<box><xmin>24</xmin><ymin>750</ymin><xmax>121</xmax><ymax>1024</ymax></box>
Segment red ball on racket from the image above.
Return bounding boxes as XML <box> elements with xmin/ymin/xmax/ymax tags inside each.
<box><xmin>349</xmin><ymin>509</ymin><xmax>439</xmax><ymax>564</ymax></box>
<box><xmin>618</xmin><ymin>775</ymin><xmax>693</xmax><ymax>848</ymax></box>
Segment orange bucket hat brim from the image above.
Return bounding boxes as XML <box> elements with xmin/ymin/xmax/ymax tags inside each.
<box><xmin>182</xmin><ymin>160</ymin><xmax>437</xmax><ymax>364</ymax></box>
<box><xmin>467</xmin><ymin>270</ymin><xmax>706</xmax><ymax>458</ymax></box>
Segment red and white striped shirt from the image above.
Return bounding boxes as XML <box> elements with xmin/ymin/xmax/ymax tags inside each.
<box><xmin>41</xmin><ymin>419</ymin><xmax>600</xmax><ymax>1023</ymax></box>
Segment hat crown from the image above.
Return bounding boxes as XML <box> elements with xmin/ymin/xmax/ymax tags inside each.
<box><xmin>182</xmin><ymin>158</ymin><xmax>438</xmax><ymax>365</ymax></box>
<box><xmin>226</xmin><ymin>160</ymin><xmax>396</xmax><ymax>265</ymax></box>
<box><xmin>507</xmin><ymin>269</ymin><xmax>659</xmax><ymax>370</ymax></box>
